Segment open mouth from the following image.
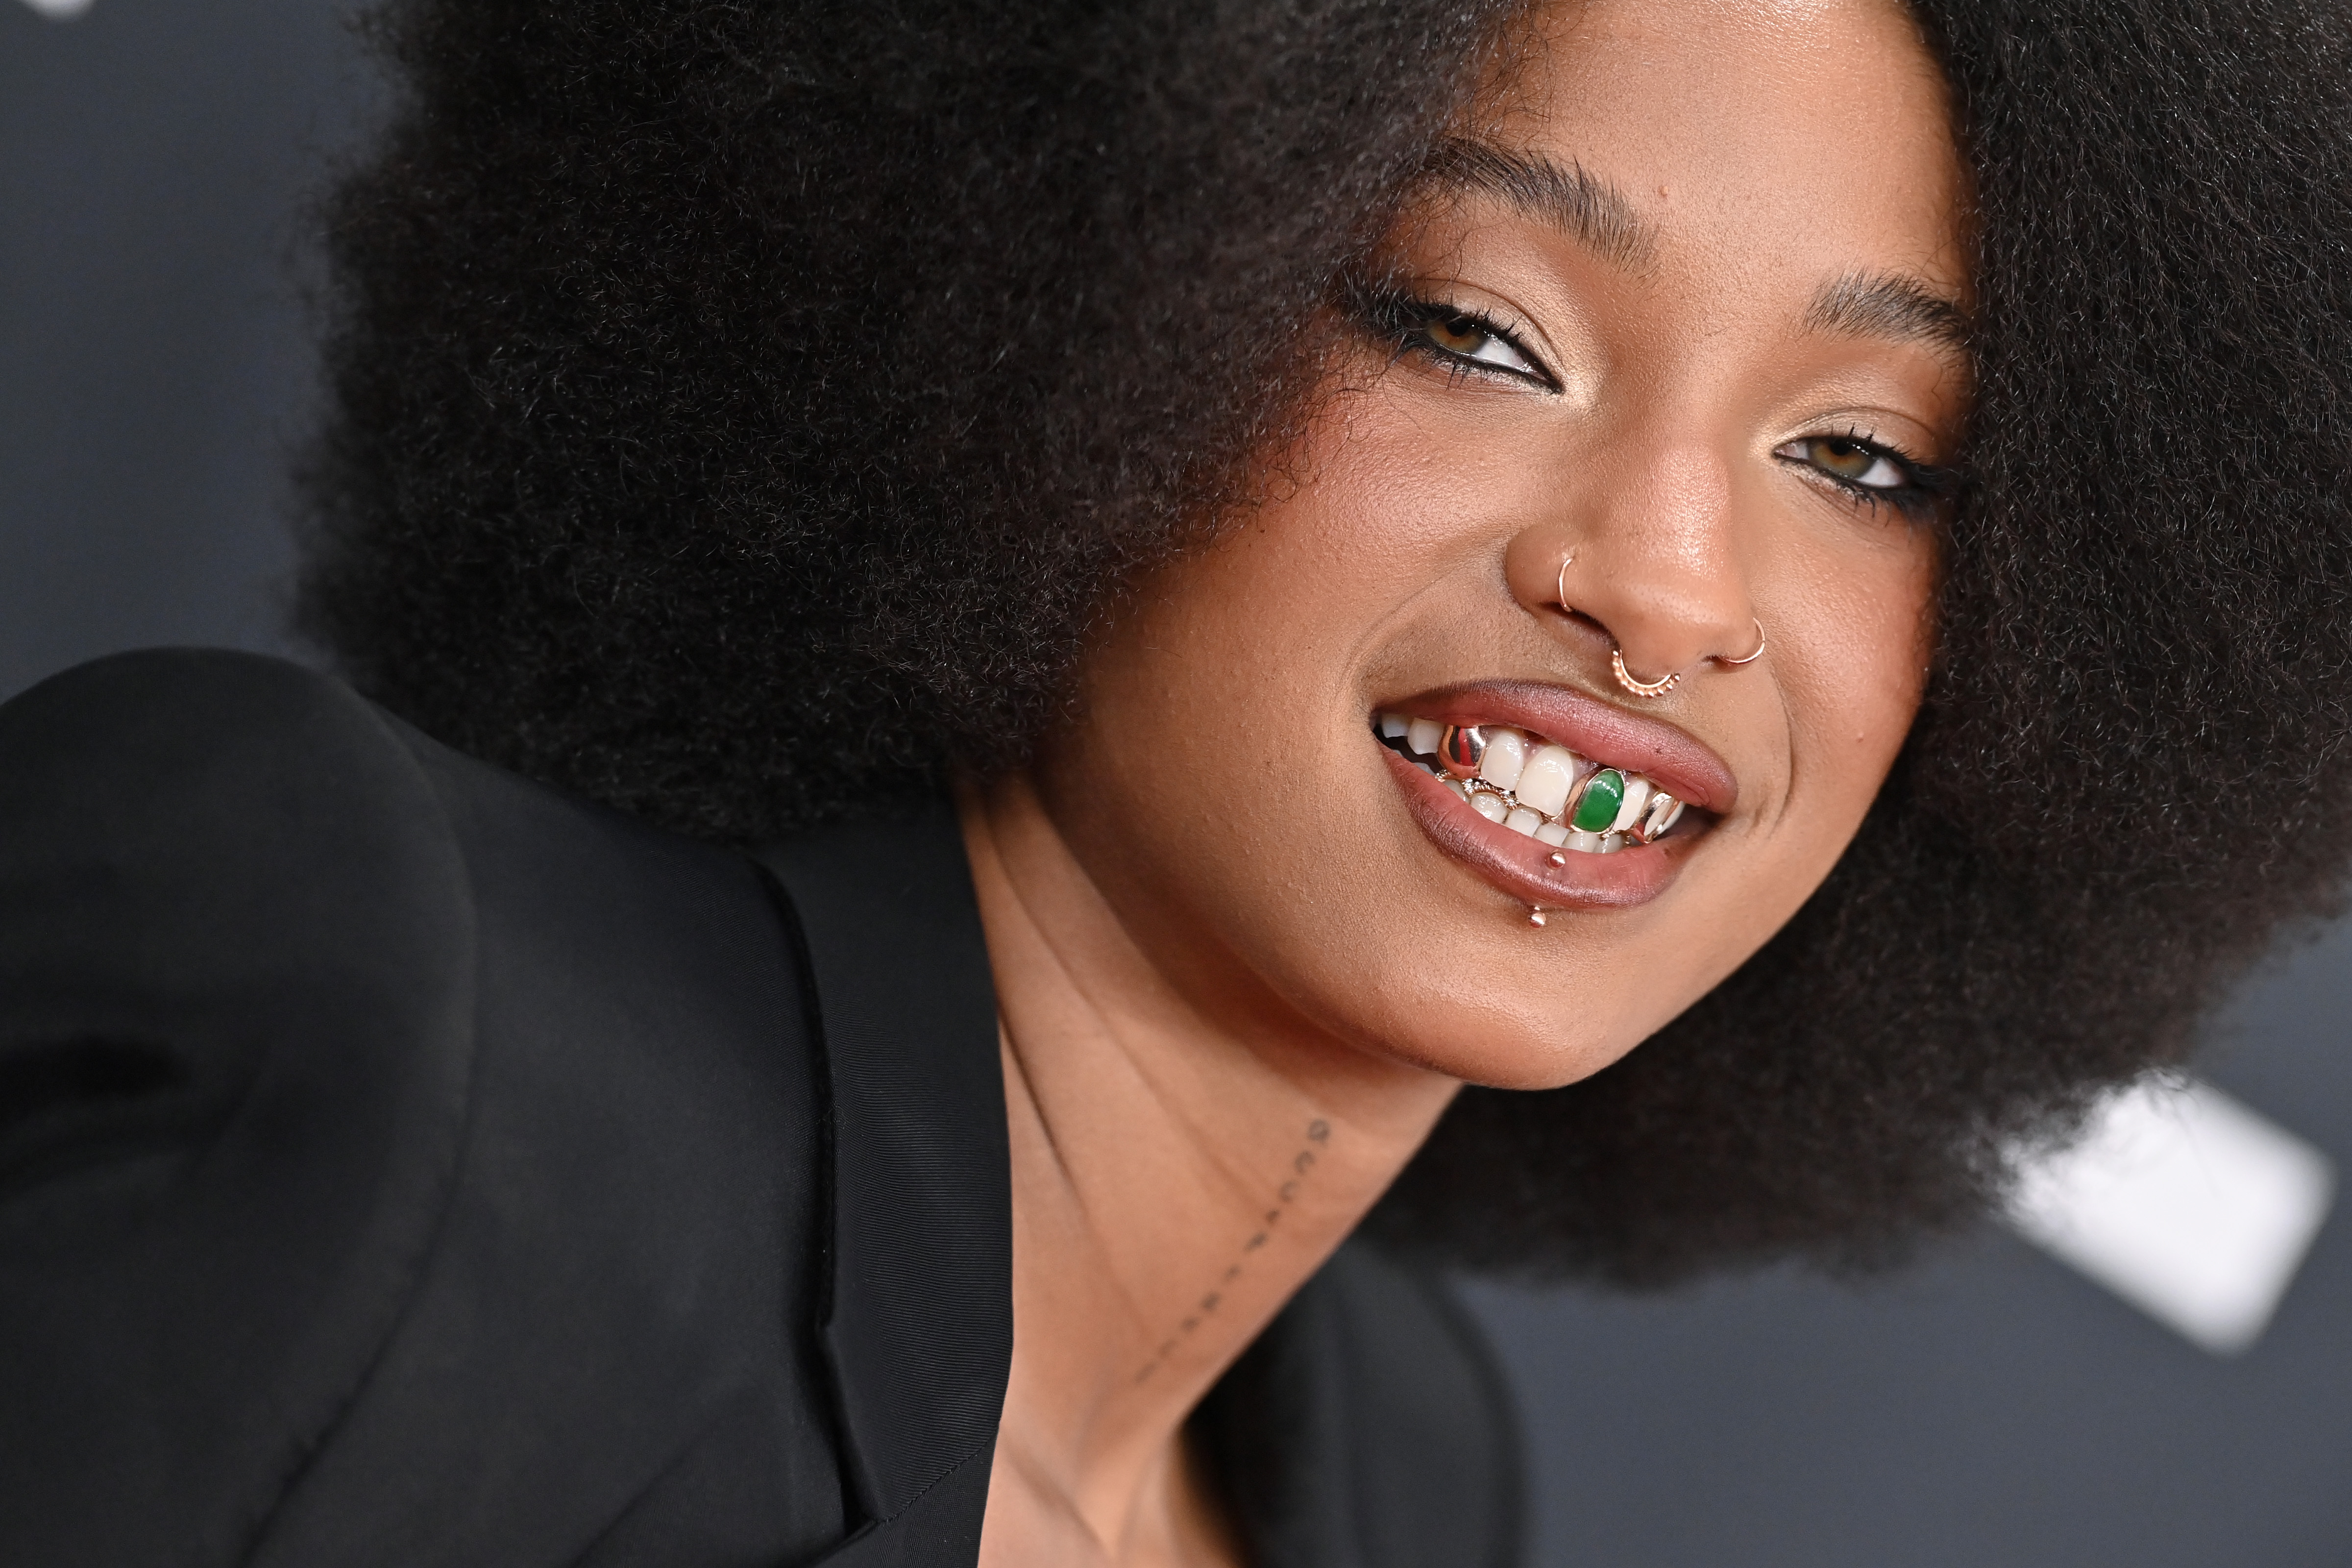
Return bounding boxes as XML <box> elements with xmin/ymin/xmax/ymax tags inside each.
<box><xmin>1369</xmin><ymin>688</ymin><xmax>1731</xmax><ymax>916</ymax></box>
<box><xmin>1374</xmin><ymin>713</ymin><xmax>1692</xmax><ymax>855</ymax></box>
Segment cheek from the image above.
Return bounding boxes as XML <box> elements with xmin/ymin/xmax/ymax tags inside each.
<box><xmin>1078</xmin><ymin>401</ymin><xmax>1500</xmax><ymax>731</ymax></box>
<box><xmin>1032</xmin><ymin>415</ymin><xmax>1517</xmax><ymax>1023</ymax></box>
<box><xmin>1772</xmin><ymin>526</ymin><xmax>1937</xmax><ymax>831</ymax></box>
<box><xmin>1039</xmin><ymin>490</ymin><xmax>1365</xmax><ymax>906</ymax></box>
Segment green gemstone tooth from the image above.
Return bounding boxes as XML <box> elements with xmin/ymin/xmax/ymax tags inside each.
<box><xmin>1571</xmin><ymin>768</ymin><xmax>1625</xmax><ymax>833</ymax></box>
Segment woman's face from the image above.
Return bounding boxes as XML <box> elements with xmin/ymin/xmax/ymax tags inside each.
<box><xmin>1032</xmin><ymin>0</ymin><xmax>1969</xmax><ymax>1088</ymax></box>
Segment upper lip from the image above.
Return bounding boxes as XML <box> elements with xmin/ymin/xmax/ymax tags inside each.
<box><xmin>1382</xmin><ymin>678</ymin><xmax>1739</xmax><ymax>815</ymax></box>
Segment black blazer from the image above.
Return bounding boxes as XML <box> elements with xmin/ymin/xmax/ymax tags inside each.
<box><xmin>0</xmin><ymin>650</ymin><xmax>1520</xmax><ymax>1568</ymax></box>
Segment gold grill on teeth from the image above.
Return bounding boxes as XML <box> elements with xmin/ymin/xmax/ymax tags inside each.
<box><xmin>1375</xmin><ymin>714</ymin><xmax>1687</xmax><ymax>853</ymax></box>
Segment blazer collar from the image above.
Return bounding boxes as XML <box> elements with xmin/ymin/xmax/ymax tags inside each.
<box><xmin>755</xmin><ymin>802</ymin><xmax>1011</xmax><ymax>1565</ymax></box>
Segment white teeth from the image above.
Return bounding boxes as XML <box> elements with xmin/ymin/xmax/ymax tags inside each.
<box><xmin>1514</xmin><ymin>744</ymin><xmax>1578</xmax><ymax>816</ymax></box>
<box><xmin>1379</xmin><ymin>713</ymin><xmax>1695</xmax><ymax>852</ymax></box>
<box><xmin>1476</xmin><ymin>728</ymin><xmax>1527</xmax><ymax>791</ymax></box>
<box><xmin>1640</xmin><ymin>793</ymin><xmax>1685</xmax><ymax>840</ymax></box>
<box><xmin>1610</xmin><ymin>774</ymin><xmax>1653</xmax><ymax>834</ymax></box>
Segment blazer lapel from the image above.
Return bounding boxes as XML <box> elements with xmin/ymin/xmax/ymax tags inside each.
<box><xmin>797</xmin><ymin>1447</ymin><xmax>996</xmax><ymax>1568</ymax></box>
<box><xmin>756</xmin><ymin>803</ymin><xmax>1011</xmax><ymax>1568</ymax></box>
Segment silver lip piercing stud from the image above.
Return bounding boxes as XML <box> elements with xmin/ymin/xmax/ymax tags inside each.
<box><xmin>1527</xmin><ymin>907</ymin><xmax>1547</xmax><ymax>927</ymax></box>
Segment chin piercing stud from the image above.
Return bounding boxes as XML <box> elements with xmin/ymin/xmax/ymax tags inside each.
<box><xmin>1527</xmin><ymin>907</ymin><xmax>1547</xmax><ymax>927</ymax></box>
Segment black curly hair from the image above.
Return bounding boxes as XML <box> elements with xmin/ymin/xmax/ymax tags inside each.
<box><xmin>298</xmin><ymin>0</ymin><xmax>2352</xmax><ymax>1284</ymax></box>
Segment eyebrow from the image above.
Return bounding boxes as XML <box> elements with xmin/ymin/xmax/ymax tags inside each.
<box><xmin>1804</xmin><ymin>270</ymin><xmax>1971</xmax><ymax>354</ymax></box>
<box><xmin>1419</xmin><ymin>139</ymin><xmax>1973</xmax><ymax>359</ymax></box>
<box><xmin>1419</xmin><ymin>137</ymin><xmax>1659</xmax><ymax>270</ymax></box>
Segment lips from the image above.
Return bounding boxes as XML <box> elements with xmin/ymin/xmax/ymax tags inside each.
<box><xmin>1373</xmin><ymin>681</ymin><xmax>1736</xmax><ymax>914</ymax></box>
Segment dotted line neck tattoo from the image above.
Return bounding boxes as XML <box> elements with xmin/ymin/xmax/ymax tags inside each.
<box><xmin>1132</xmin><ymin>1117</ymin><xmax>1331</xmax><ymax>1385</ymax></box>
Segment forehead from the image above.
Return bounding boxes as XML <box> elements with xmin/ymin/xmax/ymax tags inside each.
<box><xmin>1487</xmin><ymin>0</ymin><xmax>1967</xmax><ymax>304</ymax></box>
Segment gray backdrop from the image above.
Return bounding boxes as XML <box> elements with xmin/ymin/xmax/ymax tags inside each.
<box><xmin>6</xmin><ymin>2</ymin><xmax>2348</xmax><ymax>1562</ymax></box>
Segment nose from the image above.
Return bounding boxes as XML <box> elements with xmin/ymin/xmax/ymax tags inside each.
<box><xmin>1503</xmin><ymin>441</ymin><xmax>1759</xmax><ymax>689</ymax></box>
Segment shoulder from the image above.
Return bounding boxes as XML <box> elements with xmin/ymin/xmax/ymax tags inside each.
<box><xmin>0</xmin><ymin>648</ymin><xmax>477</xmax><ymax>1179</ymax></box>
<box><xmin>0</xmin><ymin>651</ymin><xmax>480</xmax><ymax>1559</ymax></box>
<box><xmin>0</xmin><ymin>648</ymin><xmax>477</xmax><ymax>1138</ymax></box>
<box><xmin>0</xmin><ymin>646</ymin><xmax>466</xmax><ymax>924</ymax></box>
<box><xmin>0</xmin><ymin>644</ymin><xmax>424</xmax><ymax>786</ymax></box>
<box><xmin>0</xmin><ymin>651</ymin><xmax>846</xmax><ymax>1565</ymax></box>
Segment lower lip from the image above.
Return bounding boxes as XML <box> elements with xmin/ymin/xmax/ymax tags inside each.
<box><xmin>1381</xmin><ymin>746</ymin><xmax>1686</xmax><ymax>911</ymax></box>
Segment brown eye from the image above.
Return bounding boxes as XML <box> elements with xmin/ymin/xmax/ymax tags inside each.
<box><xmin>1402</xmin><ymin>305</ymin><xmax>1547</xmax><ymax>381</ymax></box>
<box><xmin>1781</xmin><ymin>435</ymin><xmax>1911</xmax><ymax>491</ymax></box>
<box><xmin>1425</xmin><ymin>314</ymin><xmax>1490</xmax><ymax>355</ymax></box>
<box><xmin>1813</xmin><ymin>439</ymin><xmax>1875</xmax><ymax>479</ymax></box>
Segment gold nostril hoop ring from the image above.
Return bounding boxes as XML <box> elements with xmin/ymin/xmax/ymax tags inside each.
<box><xmin>1715</xmin><ymin>618</ymin><xmax>1767</xmax><ymax>667</ymax></box>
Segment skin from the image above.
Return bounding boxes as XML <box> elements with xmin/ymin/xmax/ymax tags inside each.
<box><xmin>963</xmin><ymin>0</ymin><xmax>1971</xmax><ymax>1561</ymax></box>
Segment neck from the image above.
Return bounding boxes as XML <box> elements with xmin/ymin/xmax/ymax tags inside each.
<box><xmin>960</xmin><ymin>776</ymin><xmax>1459</xmax><ymax>1566</ymax></box>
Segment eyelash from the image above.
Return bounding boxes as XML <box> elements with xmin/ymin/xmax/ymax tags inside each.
<box><xmin>1357</xmin><ymin>288</ymin><xmax>1560</xmax><ymax>392</ymax></box>
<box><xmin>1776</xmin><ymin>430</ymin><xmax>1961</xmax><ymax>523</ymax></box>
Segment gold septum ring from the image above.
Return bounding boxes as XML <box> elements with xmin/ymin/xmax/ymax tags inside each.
<box><xmin>1612</xmin><ymin>620</ymin><xmax>1764</xmax><ymax>698</ymax></box>
<box><xmin>1610</xmin><ymin>648</ymin><xmax>1681</xmax><ymax>698</ymax></box>
<box><xmin>1560</xmin><ymin>552</ymin><xmax>1765</xmax><ymax>699</ymax></box>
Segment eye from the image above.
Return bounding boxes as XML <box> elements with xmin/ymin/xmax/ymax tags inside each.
<box><xmin>1780</xmin><ymin>435</ymin><xmax>1911</xmax><ymax>490</ymax></box>
<box><xmin>1413</xmin><ymin>310</ymin><xmax>1544</xmax><ymax>379</ymax></box>
<box><xmin>1358</xmin><ymin>287</ymin><xmax>1556</xmax><ymax>389</ymax></box>
<box><xmin>1773</xmin><ymin>432</ymin><xmax>1957</xmax><ymax>520</ymax></box>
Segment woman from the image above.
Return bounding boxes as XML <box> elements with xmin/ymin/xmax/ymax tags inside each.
<box><xmin>5</xmin><ymin>0</ymin><xmax>2350</xmax><ymax>1564</ymax></box>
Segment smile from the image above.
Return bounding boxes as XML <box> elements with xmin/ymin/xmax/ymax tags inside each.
<box><xmin>1370</xmin><ymin>684</ymin><xmax>1735</xmax><ymax>915</ymax></box>
<box><xmin>1374</xmin><ymin>713</ymin><xmax>1690</xmax><ymax>855</ymax></box>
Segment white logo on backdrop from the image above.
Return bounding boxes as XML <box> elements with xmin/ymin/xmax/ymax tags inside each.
<box><xmin>2007</xmin><ymin>1075</ymin><xmax>2335</xmax><ymax>1354</ymax></box>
